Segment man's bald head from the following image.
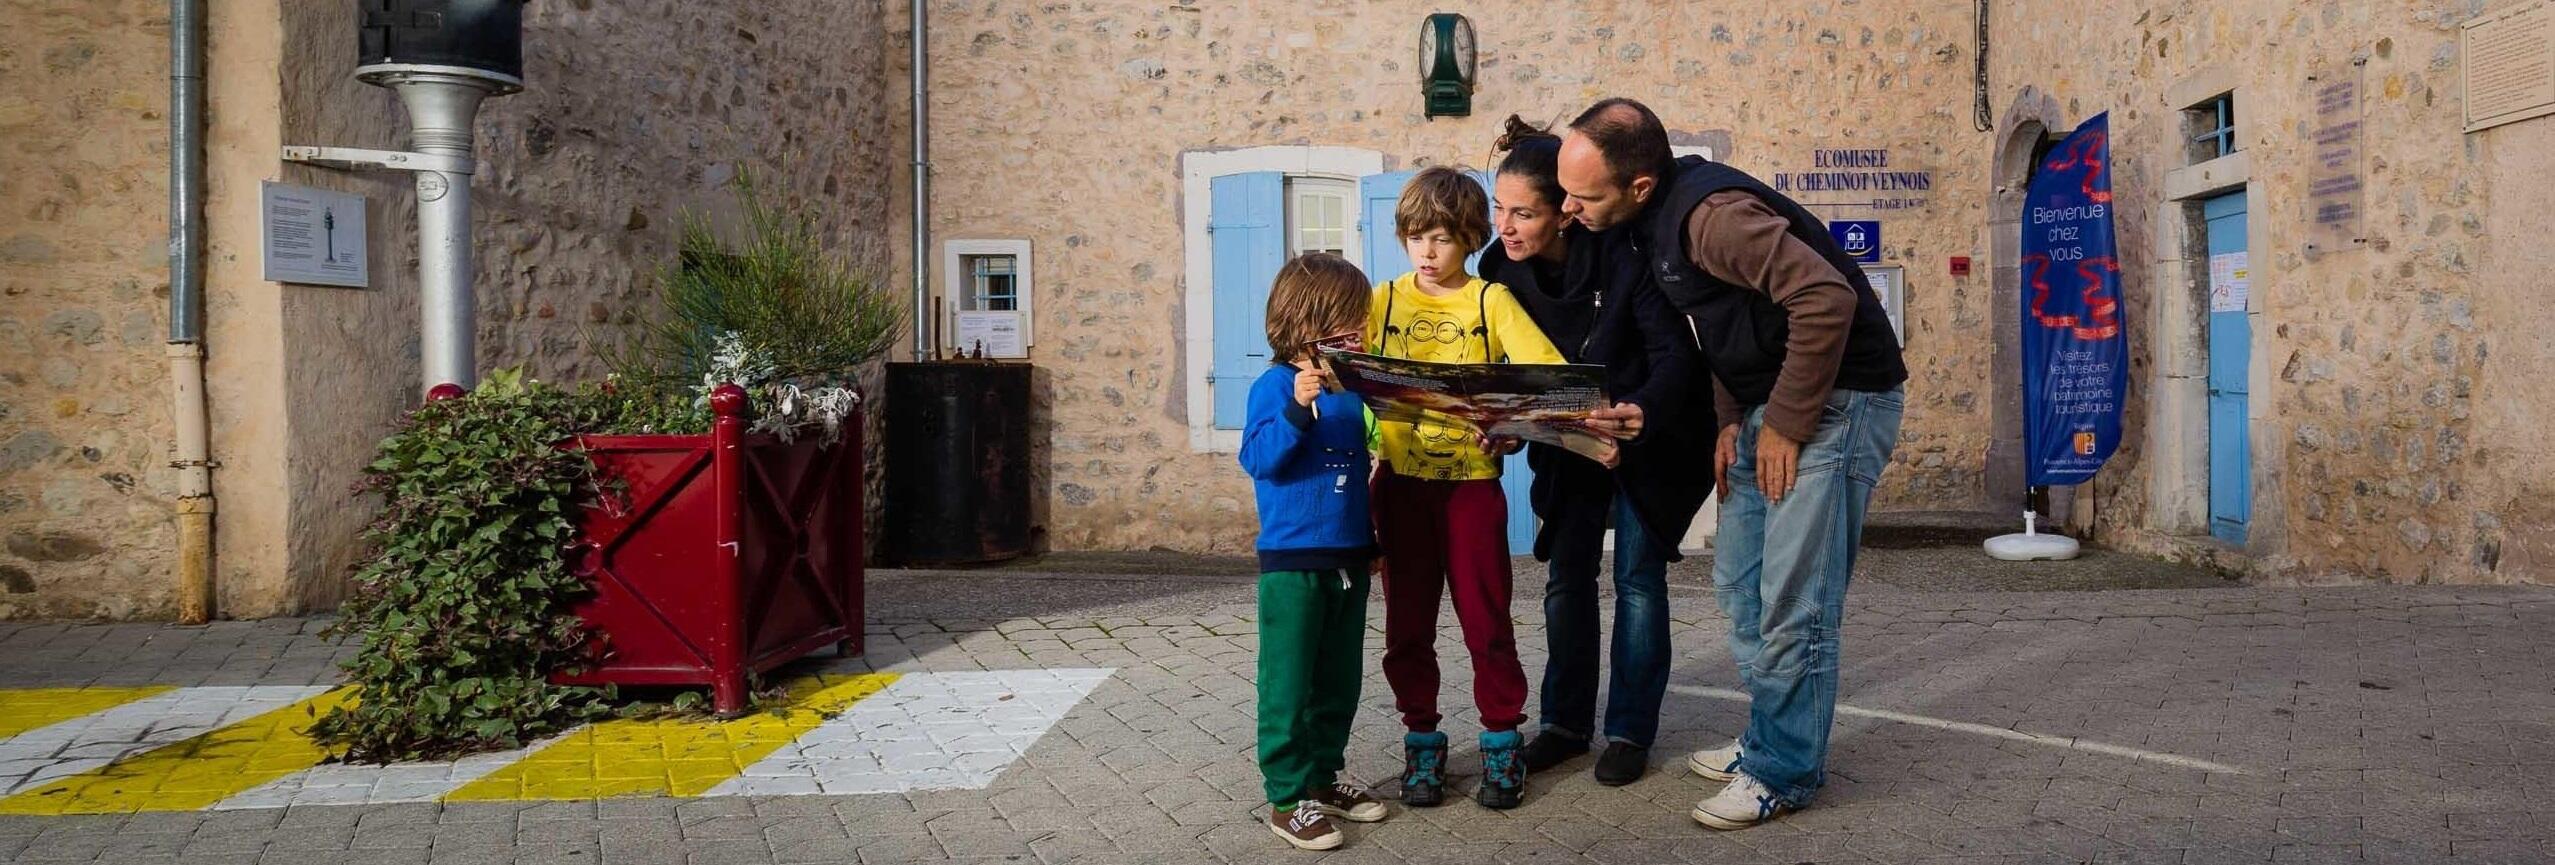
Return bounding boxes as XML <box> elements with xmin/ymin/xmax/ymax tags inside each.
<box><xmin>1568</xmin><ymin>98</ymin><xmax>1675</xmax><ymax>188</ymax></box>
<box><xmin>1555</xmin><ymin>97</ymin><xmax>1674</xmax><ymax>231</ymax></box>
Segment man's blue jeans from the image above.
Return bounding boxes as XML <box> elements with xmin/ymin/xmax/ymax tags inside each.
<box><xmin>1539</xmin><ymin>493</ymin><xmax>1672</xmax><ymax>747</ymax></box>
<box><xmin>1714</xmin><ymin>387</ymin><xmax>1903</xmax><ymax>806</ymax></box>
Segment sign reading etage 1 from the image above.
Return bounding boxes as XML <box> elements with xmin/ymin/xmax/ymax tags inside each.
<box><xmin>2018</xmin><ymin>114</ymin><xmax>2127</xmax><ymax>487</ymax></box>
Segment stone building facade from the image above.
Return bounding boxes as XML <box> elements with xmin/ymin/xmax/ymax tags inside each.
<box><xmin>1980</xmin><ymin>0</ymin><xmax>2555</xmax><ymax>584</ymax></box>
<box><xmin>909</xmin><ymin>0</ymin><xmax>2001</xmax><ymax>556</ymax></box>
<box><xmin>909</xmin><ymin>0</ymin><xmax>2551</xmax><ymax>586</ymax></box>
<box><xmin>3</xmin><ymin>0</ymin><xmax>2548</xmax><ymax>620</ymax></box>
<box><xmin>0</xmin><ymin>0</ymin><xmax>901</xmax><ymax>618</ymax></box>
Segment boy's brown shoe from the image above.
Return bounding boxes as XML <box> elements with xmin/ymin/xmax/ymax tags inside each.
<box><xmin>1270</xmin><ymin>802</ymin><xmax>1344</xmax><ymax>851</ymax></box>
<box><xmin>1310</xmin><ymin>781</ymin><xmax>1390</xmax><ymax>822</ymax></box>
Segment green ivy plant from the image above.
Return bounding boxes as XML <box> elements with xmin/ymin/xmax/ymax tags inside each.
<box><xmin>310</xmin><ymin>369</ymin><xmax>616</xmax><ymax>762</ymax></box>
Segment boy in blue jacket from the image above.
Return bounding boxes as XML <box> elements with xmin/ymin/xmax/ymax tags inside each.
<box><xmin>1239</xmin><ymin>253</ymin><xmax>1392</xmax><ymax>851</ymax></box>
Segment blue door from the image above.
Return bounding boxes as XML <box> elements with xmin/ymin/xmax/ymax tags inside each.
<box><xmin>2203</xmin><ymin>192</ymin><xmax>2250</xmax><ymax>544</ymax></box>
<box><xmin>1357</xmin><ymin>170</ymin><xmax>1538</xmax><ymax>552</ymax></box>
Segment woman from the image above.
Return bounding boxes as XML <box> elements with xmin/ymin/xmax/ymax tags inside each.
<box><xmin>1475</xmin><ymin>116</ymin><xmax>1715</xmax><ymax>786</ymax></box>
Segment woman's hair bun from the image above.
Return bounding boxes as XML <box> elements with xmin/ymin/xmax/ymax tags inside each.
<box><xmin>1493</xmin><ymin>114</ymin><xmax>1560</xmax><ymax>154</ymax></box>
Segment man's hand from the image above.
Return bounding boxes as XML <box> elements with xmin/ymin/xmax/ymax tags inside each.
<box><xmin>1714</xmin><ymin>425</ymin><xmax>1739</xmax><ymax>492</ymax></box>
<box><xmin>1757</xmin><ymin>427</ymin><xmax>1802</xmax><ymax>503</ymax></box>
<box><xmin>1584</xmin><ymin>402</ymin><xmax>1645</xmax><ymax>440</ymax></box>
<box><xmin>1293</xmin><ymin>367</ymin><xmax>1330</xmax><ymax>408</ymax></box>
<box><xmin>1480</xmin><ymin>433</ymin><xmax>1524</xmax><ymax>456</ymax></box>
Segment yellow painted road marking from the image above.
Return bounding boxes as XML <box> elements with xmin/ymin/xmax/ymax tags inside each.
<box><xmin>0</xmin><ymin>688</ymin><xmax>353</xmax><ymax>815</ymax></box>
<box><xmin>445</xmin><ymin>672</ymin><xmax>900</xmax><ymax>801</ymax></box>
<box><xmin>0</xmin><ymin>687</ymin><xmax>176</xmax><ymax>740</ymax></box>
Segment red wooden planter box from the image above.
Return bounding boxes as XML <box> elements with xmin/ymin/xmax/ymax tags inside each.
<box><xmin>552</xmin><ymin>385</ymin><xmax>866</xmax><ymax>715</ymax></box>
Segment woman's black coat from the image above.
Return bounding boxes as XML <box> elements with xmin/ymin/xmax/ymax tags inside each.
<box><xmin>1478</xmin><ymin>223</ymin><xmax>1716</xmax><ymax>562</ymax></box>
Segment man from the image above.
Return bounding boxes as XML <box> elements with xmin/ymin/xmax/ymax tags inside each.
<box><xmin>1563</xmin><ymin>98</ymin><xmax>1907</xmax><ymax>830</ymax></box>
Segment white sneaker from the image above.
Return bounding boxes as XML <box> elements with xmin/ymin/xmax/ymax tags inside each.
<box><xmin>1686</xmin><ymin>739</ymin><xmax>1743</xmax><ymax>782</ymax></box>
<box><xmin>1690</xmin><ymin>773</ymin><xmax>1794</xmax><ymax>830</ymax></box>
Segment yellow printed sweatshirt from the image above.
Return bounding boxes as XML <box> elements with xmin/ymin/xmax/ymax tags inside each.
<box><xmin>1364</xmin><ymin>273</ymin><xmax>1567</xmax><ymax>481</ymax></box>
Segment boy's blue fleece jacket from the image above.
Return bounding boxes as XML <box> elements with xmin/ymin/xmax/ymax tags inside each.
<box><xmin>1237</xmin><ymin>363</ymin><xmax>1375</xmax><ymax>572</ymax></box>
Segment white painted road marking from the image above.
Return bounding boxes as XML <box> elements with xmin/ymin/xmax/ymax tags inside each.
<box><xmin>1667</xmin><ymin>684</ymin><xmax>2252</xmax><ymax>775</ymax></box>
<box><xmin>0</xmin><ymin>686</ymin><xmax>332</xmax><ymax>796</ymax></box>
<box><xmin>210</xmin><ymin>733</ymin><xmax>569</xmax><ymax>810</ymax></box>
<box><xmin>708</xmin><ymin>668</ymin><xmax>1114</xmax><ymax>797</ymax></box>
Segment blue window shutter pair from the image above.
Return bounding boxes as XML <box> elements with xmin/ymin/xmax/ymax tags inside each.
<box><xmin>1209</xmin><ymin>173</ymin><xmax>1286</xmax><ymax>430</ymax></box>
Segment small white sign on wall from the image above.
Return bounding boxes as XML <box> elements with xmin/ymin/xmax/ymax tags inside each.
<box><xmin>2464</xmin><ymin>0</ymin><xmax>2555</xmax><ymax>133</ymax></box>
<box><xmin>951</xmin><ymin>311</ymin><xmax>1027</xmax><ymax>359</ymax></box>
<box><xmin>260</xmin><ymin>181</ymin><xmax>368</xmax><ymax>288</ymax></box>
<box><xmin>2209</xmin><ymin>251</ymin><xmax>2251</xmax><ymax>313</ymax></box>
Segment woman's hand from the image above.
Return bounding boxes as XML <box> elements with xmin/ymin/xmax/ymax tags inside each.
<box><xmin>1479</xmin><ymin>433</ymin><xmax>1524</xmax><ymax>456</ymax></box>
<box><xmin>1594</xmin><ymin>441</ymin><xmax>1622</xmax><ymax>470</ymax></box>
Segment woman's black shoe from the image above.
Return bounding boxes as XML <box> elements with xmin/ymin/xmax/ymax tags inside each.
<box><xmin>1593</xmin><ymin>742</ymin><xmax>1649</xmax><ymax>786</ymax></box>
<box><xmin>1520</xmin><ymin>730</ymin><xmax>1590</xmax><ymax>773</ymax></box>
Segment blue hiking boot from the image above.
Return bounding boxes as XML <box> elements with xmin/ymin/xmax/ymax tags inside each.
<box><xmin>1477</xmin><ymin>729</ymin><xmax>1525</xmax><ymax>809</ymax></box>
<box><xmin>1400</xmin><ymin>731</ymin><xmax>1448</xmax><ymax>807</ymax></box>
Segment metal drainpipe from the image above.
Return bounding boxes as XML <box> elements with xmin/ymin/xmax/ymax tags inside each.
<box><xmin>910</xmin><ymin>0</ymin><xmax>930</xmax><ymax>361</ymax></box>
<box><xmin>167</xmin><ymin>0</ymin><xmax>215</xmax><ymax>624</ymax></box>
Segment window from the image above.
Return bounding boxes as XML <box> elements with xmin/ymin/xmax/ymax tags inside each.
<box><xmin>2189</xmin><ymin>93</ymin><xmax>2237</xmax><ymax>162</ymax></box>
<box><xmin>1180</xmin><ymin>146</ymin><xmax>1386</xmax><ymax>450</ymax></box>
<box><xmin>964</xmin><ymin>254</ymin><xmax>1017</xmax><ymax>312</ymax></box>
<box><xmin>939</xmin><ymin>239</ymin><xmax>1033</xmax><ymax>358</ymax></box>
<box><xmin>1287</xmin><ymin>178</ymin><xmax>1352</xmax><ymax>257</ymax></box>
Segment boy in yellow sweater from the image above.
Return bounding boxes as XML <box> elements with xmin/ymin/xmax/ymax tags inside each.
<box><xmin>1366</xmin><ymin>166</ymin><xmax>1566</xmax><ymax>810</ymax></box>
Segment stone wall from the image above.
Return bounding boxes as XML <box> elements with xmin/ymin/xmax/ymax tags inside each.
<box><xmin>1989</xmin><ymin>0</ymin><xmax>2555</xmax><ymax>584</ymax></box>
<box><xmin>0</xmin><ymin>0</ymin><xmax>179</xmax><ymax>618</ymax></box>
<box><xmin>2</xmin><ymin>0</ymin><xmax>902</xmax><ymax>619</ymax></box>
<box><xmin>259</xmin><ymin>0</ymin><xmax>904</xmax><ymax>613</ymax></box>
<box><xmin>917</xmin><ymin>0</ymin><xmax>1994</xmax><ymax>554</ymax></box>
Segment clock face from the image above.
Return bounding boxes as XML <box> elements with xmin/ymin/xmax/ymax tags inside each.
<box><xmin>1417</xmin><ymin>23</ymin><xmax>1438</xmax><ymax>80</ymax></box>
<box><xmin>1452</xmin><ymin>17</ymin><xmax>1475</xmax><ymax>79</ymax></box>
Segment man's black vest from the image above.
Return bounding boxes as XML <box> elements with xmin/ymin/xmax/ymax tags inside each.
<box><xmin>1630</xmin><ymin>156</ymin><xmax>1908</xmax><ymax>406</ymax></box>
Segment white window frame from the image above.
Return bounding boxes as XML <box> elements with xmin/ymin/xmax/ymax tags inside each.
<box><xmin>1180</xmin><ymin>146</ymin><xmax>1385</xmax><ymax>453</ymax></box>
<box><xmin>1285</xmin><ymin>176</ymin><xmax>1355</xmax><ymax>259</ymax></box>
<box><xmin>941</xmin><ymin>238</ymin><xmax>1034</xmax><ymax>358</ymax></box>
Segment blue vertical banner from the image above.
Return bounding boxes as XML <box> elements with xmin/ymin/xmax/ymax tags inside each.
<box><xmin>2020</xmin><ymin>113</ymin><xmax>2127</xmax><ymax>487</ymax></box>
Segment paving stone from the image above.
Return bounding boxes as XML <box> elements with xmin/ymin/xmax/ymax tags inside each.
<box><xmin>264</xmin><ymin>850</ymin><xmax>429</xmax><ymax>865</ymax></box>
<box><xmin>854</xmin><ymin>833</ymin><xmax>946</xmax><ymax>864</ymax></box>
<box><xmin>6</xmin><ymin>582</ymin><xmax>2555</xmax><ymax>862</ymax></box>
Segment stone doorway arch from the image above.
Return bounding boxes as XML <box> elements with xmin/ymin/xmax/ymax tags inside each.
<box><xmin>1985</xmin><ymin>88</ymin><xmax>2068</xmax><ymax>518</ymax></box>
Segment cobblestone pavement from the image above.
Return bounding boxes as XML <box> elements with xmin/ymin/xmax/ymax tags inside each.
<box><xmin>0</xmin><ymin>554</ymin><xmax>2549</xmax><ymax>864</ymax></box>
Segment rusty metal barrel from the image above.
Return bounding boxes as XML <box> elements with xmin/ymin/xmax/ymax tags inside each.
<box><xmin>881</xmin><ymin>361</ymin><xmax>1033</xmax><ymax>565</ymax></box>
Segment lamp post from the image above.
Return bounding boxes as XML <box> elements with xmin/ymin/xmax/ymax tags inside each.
<box><xmin>285</xmin><ymin>0</ymin><xmax>526</xmax><ymax>396</ymax></box>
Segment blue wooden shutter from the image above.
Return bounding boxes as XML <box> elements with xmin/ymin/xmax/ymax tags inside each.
<box><xmin>1358</xmin><ymin>170</ymin><xmax>1417</xmax><ymax>279</ymax></box>
<box><xmin>1210</xmin><ymin>172</ymin><xmax>1286</xmax><ymax>430</ymax></box>
<box><xmin>1468</xmin><ymin>170</ymin><xmax>1495</xmax><ymax>276</ymax></box>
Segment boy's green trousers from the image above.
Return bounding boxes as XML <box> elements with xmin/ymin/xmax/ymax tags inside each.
<box><xmin>1256</xmin><ymin>568</ymin><xmax>1371</xmax><ymax>805</ymax></box>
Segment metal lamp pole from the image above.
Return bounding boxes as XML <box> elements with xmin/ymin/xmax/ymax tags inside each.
<box><xmin>282</xmin><ymin>1</ymin><xmax>525</xmax><ymax>397</ymax></box>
